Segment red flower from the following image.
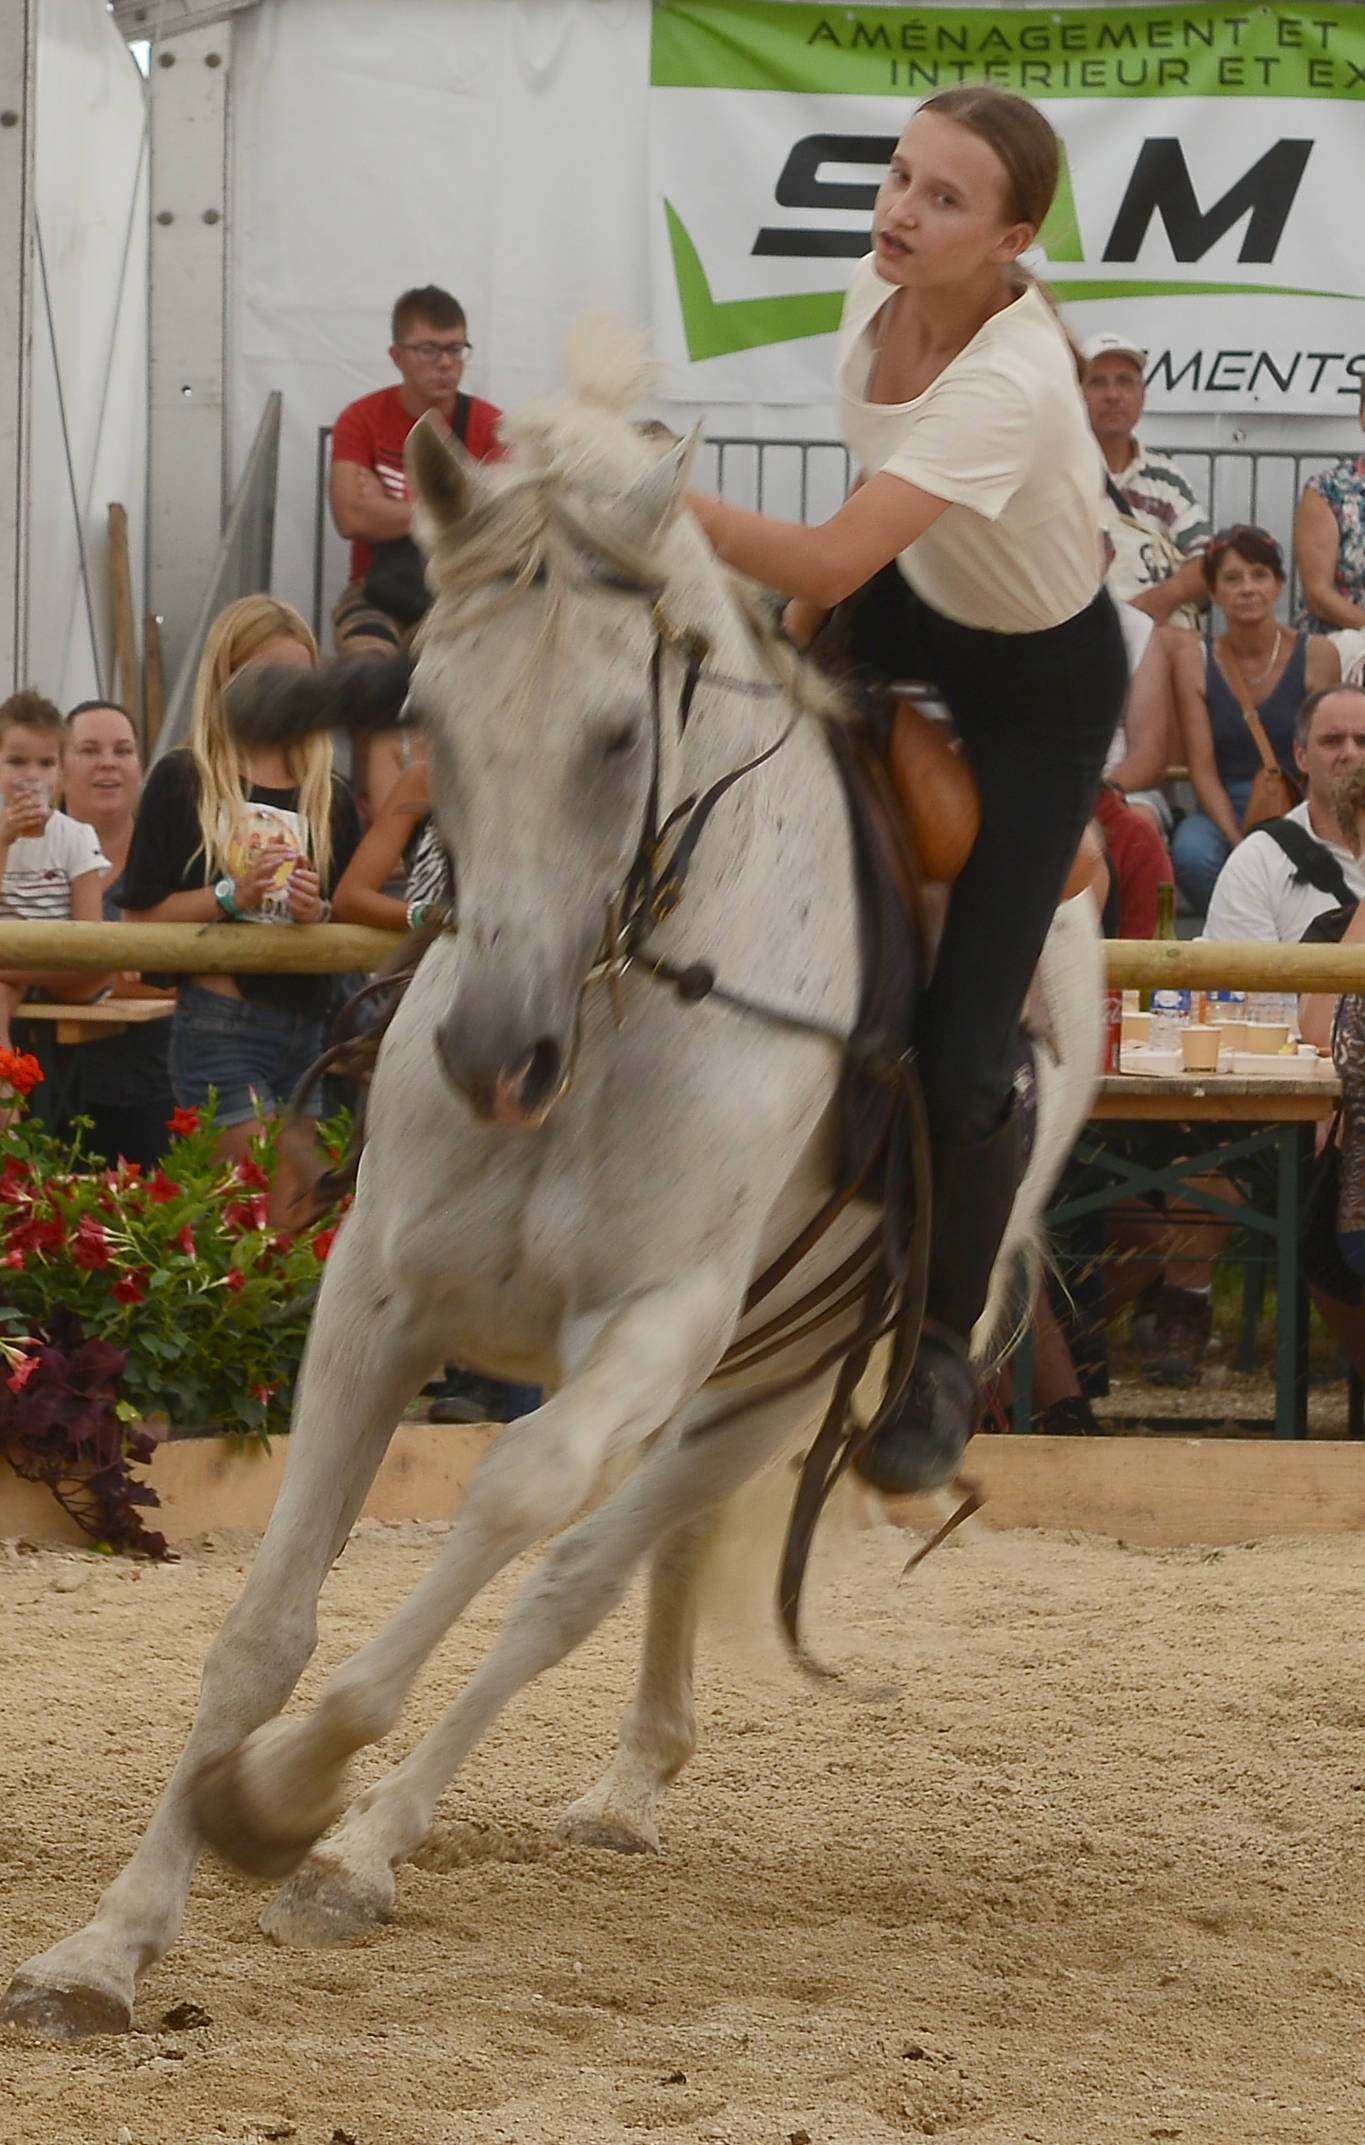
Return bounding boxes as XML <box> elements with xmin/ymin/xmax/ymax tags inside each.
<box><xmin>2</xmin><ymin>1248</ymin><xmax>23</xmax><ymax>1269</ymax></box>
<box><xmin>0</xmin><ymin>1159</ymin><xmax>34</xmax><ymax>1201</ymax></box>
<box><xmin>0</xmin><ymin>1047</ymin><xmax>44</xmax><ymax>1097</ymax></box>
<box><xmin>311</xmin><ymin>1226</ymin><xmax>337</xmax><ymax>1262</ymax></box>
<box><xmin>250</xmin><ymin>1382</ymin><xmax>274</xmax><ymax>1405</ymax></box>
<box><xmin>222</xmin><ymin>1194</ymin><xmax>269</xmax><ymax>1234</ymax></box>
<box><xmin>112</xmin><ymin>1271</ymin><xmax>147</xmax><ymax>1306</ymax></box>
<box><xmin>233</xmin><ymin>1156</ymin><xmax>271</xmax><ymax>1191</ymax></box>
<box><xmin>223</xmin><ymin>1266</ymin><xmax>246</xmax><ymax>1293</ymax></box>
<box><xmin>167</xmin><ymin>1105</ymin><xmax>200</xmax><ymax>1138</ymax></box>
<box><xmin>7</xmin><ymin>1212</ymin><xmax>65</xmax><ymax>1256</ymax></box>
<box><xmin>6</xmin><ymin>1352</ymin><xmax>39</xmax><ymax>1393</ymax></box>
<box><xmin>147</xmin><ymin>1170</ymin><xmax>182</xmax><ymax>1204</ymax></box>
<box><xmin>70</xmin><ymin>1215</ymin><xmax>112</xmax><ymax>1271</ymax></box>
<box><xmin>173</xmin><ymin>1222</ymin><xmax>195</xmax><ymax>1256</ymax></box>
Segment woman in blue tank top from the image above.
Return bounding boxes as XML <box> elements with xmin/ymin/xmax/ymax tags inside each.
<box><xmin>1169</xmin><ymin>525</ymin><xmax>1341</xmax><ymax>912</ymax></box>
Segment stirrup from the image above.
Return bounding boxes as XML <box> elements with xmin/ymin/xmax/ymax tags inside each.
<box><xmin>852</xmin><ymin>1319</ymin><xmax>978</xmax><ymax>1495</ymax></box>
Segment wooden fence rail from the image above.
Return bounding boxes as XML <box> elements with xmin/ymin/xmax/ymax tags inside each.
<box><xmin>0</xmin><ymin>923</ymin><xmax>1362</xmax><ymax>992</ymax></box>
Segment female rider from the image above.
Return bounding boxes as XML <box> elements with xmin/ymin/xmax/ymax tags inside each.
<box><xmin>686</xmin><ymin>88</ymin><xmax>1127</xmax><ymax>1493</ymax></box>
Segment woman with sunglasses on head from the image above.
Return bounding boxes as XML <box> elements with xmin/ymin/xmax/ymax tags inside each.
<box><xmin>1168</xmin><ymin>525</ymin><xmax>1341</xmax><ymax>913</ymax></box>
<box><xmin>686</xmin><ymin>88</ymin><xmax>1127</xmax><ymax>1496</ymax></box>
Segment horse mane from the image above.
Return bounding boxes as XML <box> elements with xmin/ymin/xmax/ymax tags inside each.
<box><xmin>417</xmin><ymin>309</ymin><xmax>851</xmax><ymax>733</ymax></box>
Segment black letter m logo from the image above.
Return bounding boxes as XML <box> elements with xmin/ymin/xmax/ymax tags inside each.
<box><xmin>1103</xmin><ymin>138</ymin><xmax>1311</xmax><ymax>263</ymax></box>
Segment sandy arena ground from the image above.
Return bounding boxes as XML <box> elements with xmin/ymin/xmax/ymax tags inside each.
<box><xmin>1</xmin><ymin>1507</ymin><xmax>1364</xmax><ymax>2145</ymax></box>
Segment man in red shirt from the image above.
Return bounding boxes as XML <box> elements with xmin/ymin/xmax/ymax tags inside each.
<box><xmin>330</xmin><ymin>285</ymin><xmax>502</xmax><ymax>808</ymax></box>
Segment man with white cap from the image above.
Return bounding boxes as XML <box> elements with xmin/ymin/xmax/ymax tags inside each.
<box><xmin>1082</xmin><ymin>330</ymin><xmax>1211</xmax><ymax>629</ymax></box>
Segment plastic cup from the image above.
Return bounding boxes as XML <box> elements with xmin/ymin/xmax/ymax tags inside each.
<box><xmin>1180</xmin><ymin>1025</ymin><xmax>1222</xmax><ymax>1072</ymax></box>
<box><xmin>1244</xmin><ymin>1023</ymin><xmax>1290</xmax><ymax>1054</ymax></box>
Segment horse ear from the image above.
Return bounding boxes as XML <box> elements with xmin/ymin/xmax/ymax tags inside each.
<box><xmin>405</xmin><ymin>410</ymin><xmax>495</xmax><ymax>529</ymax></box>
<box><xmin>606</xmin><ymin>422</ymin><xmax>703</xmax><ymax>553</ymax></box>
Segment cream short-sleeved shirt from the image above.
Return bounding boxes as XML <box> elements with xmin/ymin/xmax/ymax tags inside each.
<box><xmin>835</xmin><ymin>254</ymin><xmax>1105</xmax><ymax>635</ymax></box>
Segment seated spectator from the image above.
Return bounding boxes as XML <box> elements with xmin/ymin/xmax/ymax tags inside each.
<box><xmin>60</xmin><ymin>701</ymin><xmax>176</xmax><ymax>1171</ymax></box>
<box><xmin>119</xmin><ymin>596</ymin><xmax>360</xmax><ymax>1221</ymax></box>
<box><xmin>0</xmin><ymin>690</ymin><xmax>110</xmax><ymax>1120</ymax></box>
<box><xmin>1294</xmin><ymin>375</ymin><xmax>1365</xmax><ymax>634</ymax></box>
<box><xmin>1082</xmin><ymin>332</ymin><xmax>1210</xmax><ymax>629</ymax></box>
<box><xmin>1169</xmin><ymin>526</ymin><xmax>1341</xmax><ymax>913</ymax></box>
<box><xmin>1204</xmin><ymin>683</ymin><xmax>1365</xmax><ymax>943</ymax></box>
<box><xmin>331</xmin><ymin>759</ymin><xmax>451</xmax><ymax>933</ymax></box>
<box><xmin>1091</xmin><ymin>594</ymin><xmax>1178</xmax><ymax>936</ymax></box>
<box><xmin>329</xmin><ymin>284</ymin><xmax>502</xmax><ymax>816</ymax></box>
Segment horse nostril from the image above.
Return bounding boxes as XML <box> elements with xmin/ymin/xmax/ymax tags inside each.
<box><xmin>518</xmin><ymin>1037</ymin><xmax>563</xmax><ymax>1114</ymax></box>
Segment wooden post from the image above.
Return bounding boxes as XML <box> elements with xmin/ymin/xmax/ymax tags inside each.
<box><xmin>107</xmin><ymin>503</ymin><xmax>141</xmax><ymax>734</ymax></box>
<box><xmin>143</xmin><ymin>611</ymin><xmax>164</xmax><ymax>758</ymax></box>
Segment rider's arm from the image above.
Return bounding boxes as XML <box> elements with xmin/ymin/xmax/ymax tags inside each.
<box><xmin>687</xmin><ymin>473</ymin><xmax>949</xmax><ymax>609</ymax></box>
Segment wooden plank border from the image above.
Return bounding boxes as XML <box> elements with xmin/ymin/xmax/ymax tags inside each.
<box><xmin>4</xmin><ymin>1430</ymin><xmax>1364</xmax><ymax>1552</ymax></box>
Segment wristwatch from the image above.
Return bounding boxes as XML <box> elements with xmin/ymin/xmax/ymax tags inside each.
<box><xmin>213</xmin><ymin>876</ymin><xmax>241</xmax><ymax>919</ymax></box>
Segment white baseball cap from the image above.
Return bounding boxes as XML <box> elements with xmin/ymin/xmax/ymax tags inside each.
<box><xmin>1082</xmin><ymin>331</ymin><xmax>1147</xmax><ymax>371</ymax></box>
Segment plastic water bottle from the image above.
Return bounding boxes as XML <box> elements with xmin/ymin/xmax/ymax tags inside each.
<box><xmin>1206</xmin><ymin>990</ymin><xmax>1247</xmax><ymax>1023</ymax></box>
<box><xmin>1149</xmin><ymin>987</ymin><xmax>1191</xmax><ymax>1051</ymax></box>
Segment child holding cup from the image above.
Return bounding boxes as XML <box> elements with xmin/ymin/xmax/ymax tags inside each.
<box><xmin>0</xmin><ymin>689</ymin><xmax>109</xmax><ymax>1115</ymax></box>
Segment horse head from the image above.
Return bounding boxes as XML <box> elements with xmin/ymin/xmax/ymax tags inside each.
<box><xmin>229</xmin><ymin>316</ymin><xmax>717</xmax><ymax>1130</ymax></box>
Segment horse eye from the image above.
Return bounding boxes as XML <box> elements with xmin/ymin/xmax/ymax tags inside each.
<box><xmin>601</xmin><ymin>722</ymin><xmax>639</xmax><ymax>760</ymax></box>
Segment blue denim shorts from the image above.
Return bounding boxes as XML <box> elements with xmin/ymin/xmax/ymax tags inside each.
<box><xmin>169</xmin><ymin>981</ymin><xmax>326</xmax><ymax>1128</ymax></box>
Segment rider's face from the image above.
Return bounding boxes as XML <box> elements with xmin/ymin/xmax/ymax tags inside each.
<box><xmin>873</xmin><ymin>111</ymin><xmax>1031</xmax><ymax>291</ymax></box>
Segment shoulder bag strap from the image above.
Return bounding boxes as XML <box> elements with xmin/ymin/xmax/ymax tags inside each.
<box><xmin>1219</xmin><ymin>640</ymin><xmax>1283</xmax><ymax>777</ymax></box>
<box><xmin>1257</xmin><ymin>818</ymin><xmax>1357</xmax><ymax>906</ymax></box>
<box><xmin>452</xmin><ymin>392</ymin><xmax>471</xmax><ymax>448</ymax></box>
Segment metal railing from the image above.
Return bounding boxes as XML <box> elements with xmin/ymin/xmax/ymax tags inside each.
<box><xmin>157</xmin><ymin>391</ymin><xmax>282</xmax><ymax>759</ymax></box>
<box><xmin>311</xmin><ymin>423</ymin><xmax>1346</xmax><ymax>639</ymax></box>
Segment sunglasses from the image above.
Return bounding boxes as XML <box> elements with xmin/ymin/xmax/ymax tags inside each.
<box><xmin>1207</xmin><ymin>524</ymin><xmax>1283</xmax><ymax>568</ymax></box>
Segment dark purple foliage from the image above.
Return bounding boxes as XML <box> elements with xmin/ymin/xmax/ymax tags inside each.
<box><xmin>0</xmin><ymin>1316</ymin><xmax>170</xmax><ymax>1559</ymax></box>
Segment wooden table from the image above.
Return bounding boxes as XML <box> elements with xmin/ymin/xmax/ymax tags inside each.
<box><xmin>12</xmin><ymin>999</ymin><xmax>173</xmax><ymax>1128</ymax></box>
<box><xmin>13</xmin><ymin>998</ymin><xmax>174</xmax><ymax>1046</ymax></box>
<box><xmin>1015</xmin><ymin>1070</ymin><xmax>1341</xmax><ymax>1442</ymax></box>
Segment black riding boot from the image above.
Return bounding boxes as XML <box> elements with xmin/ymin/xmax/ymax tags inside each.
<box><xmin>855</xmin><ymin>1104</ymin><xmax>1022</xmax><ymax>1494</ymax></box>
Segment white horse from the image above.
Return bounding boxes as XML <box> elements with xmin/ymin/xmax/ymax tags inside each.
<box><xmin>2</xmin><ymin>322</ymin><xmax>1103</xmax><ymax>2038</ymax></box>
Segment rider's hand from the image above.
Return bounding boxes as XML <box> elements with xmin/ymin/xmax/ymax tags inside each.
<box><xmin>782</xmin><ymin>598</ymin><xmax>829</xmax><ymax>650</ymax></box>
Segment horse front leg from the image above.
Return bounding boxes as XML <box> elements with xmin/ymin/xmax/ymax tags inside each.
<box><xmin>258</xmin><ymin>1381</ymin><xmax>820</xmax><ymax>1946</ymax></box>
<box><xmin>180</xmin><ymin>1268</ymin><xmax>741</xmax><ymax>1946</ymax></box>
<box><xmin>0</xmin><ymin>1243</ymin><xmax>442</xmax><ymax>2040</ymax></box>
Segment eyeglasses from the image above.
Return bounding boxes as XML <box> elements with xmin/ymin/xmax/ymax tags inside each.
<box><xmin>397</xmin><ymin>339</ymin><xmax>471</xmax><ymax>363</ymax></box>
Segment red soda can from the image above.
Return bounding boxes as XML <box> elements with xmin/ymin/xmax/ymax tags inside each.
<box><xmin>1103</xmin><ymin>989</ymin><xmax>1123</xmax><ymax>1072</ymax></box>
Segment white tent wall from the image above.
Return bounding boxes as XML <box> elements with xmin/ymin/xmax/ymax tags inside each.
<box><xmin>229</xmin><ymin>0</ymin><xmax>826</xmax><ymax>635</ymax></box>
<box><xmin>30</xmin><ymin>0</ymin><xmax>148</xmax><ymax>711</ymax></box>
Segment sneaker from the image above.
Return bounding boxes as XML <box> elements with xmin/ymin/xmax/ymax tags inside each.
<box><xmin>1138</xmin><ymin>1284</ymin><xmax>1212</xmax><ymax>1386</ymax></box>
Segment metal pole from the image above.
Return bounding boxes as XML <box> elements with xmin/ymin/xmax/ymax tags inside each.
<box><xmin>0</xmin><ymin>0</ymin><xmax>35</xmax><ymax>693</ymax></box>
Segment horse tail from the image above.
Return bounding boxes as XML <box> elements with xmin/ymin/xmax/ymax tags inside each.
<box><xmin>560</xmin><ymin>307</ymin><xmax>662</xmax><ymax>414</ymax></box>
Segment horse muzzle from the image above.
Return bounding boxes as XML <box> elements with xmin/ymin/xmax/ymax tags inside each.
<box><xmin>435</xmin><ymin>1009</ymin><xmax>572</xmax><ymax>1129</ymax></box>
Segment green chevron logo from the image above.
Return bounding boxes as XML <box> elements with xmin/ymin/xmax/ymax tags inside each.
<box><xmin>664</xmin><ymin>200</ymin><xmax>1363</xmax><ymax>366</ymax></box>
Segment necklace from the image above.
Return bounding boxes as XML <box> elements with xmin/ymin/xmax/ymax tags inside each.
<box><xmin>1235</xmin><ymin>626</ymin><xmax>1283</xmax><ymax>689</ymax></box>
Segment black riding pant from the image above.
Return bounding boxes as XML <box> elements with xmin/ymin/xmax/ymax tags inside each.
<box><xmin>847</xmin><ymin>567</ymin><xmax>1127</xmax><ymax>1148</ymax></box>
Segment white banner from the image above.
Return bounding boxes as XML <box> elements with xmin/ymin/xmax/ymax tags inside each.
<box><xmin>649</xmin><ymin>2</ymin><xmax>1365</xmax><ymax>414</ymax></box>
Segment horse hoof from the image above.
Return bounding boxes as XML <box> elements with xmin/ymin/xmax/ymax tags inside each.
<box><xmin>259</xmin><ymin>1853</ymin><xmax>394</xmax><ymax>1948</ymax></box>
<box><xmin>556</xmin><ymin>1806</ymin><xmax>658</xmax><ymax>1855</ymax></box>
<box><xmin>191</xmin><ymin>1747</ymin><xmax>340</xmax><ymax>1882</ymax></box>
<box><xmin>0</xmin><ymin>1969</ymin><xmax>132</xmax><ymax>2041</ymax></box>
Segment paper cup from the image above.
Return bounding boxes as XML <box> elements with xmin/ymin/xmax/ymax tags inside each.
<box><xmin>1243</xmin><ymin>1023</ymin><xmax>1290</xmax><ymax>1054</ymax></box>
<box><xmin>1121</xmin><ymin>1012</ymin><xmax>1151</xmax><ymax>1047</ymax></box>
<box><xmin>1180</xmin><ymin>1026</ymin><xmax>1222</xmax><ymax>1072</ymax></box>
<box><xmin>1216</xmin><ymin>1021</ymin><xmax>1249</xmax><ymax>1052</ymax></box>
